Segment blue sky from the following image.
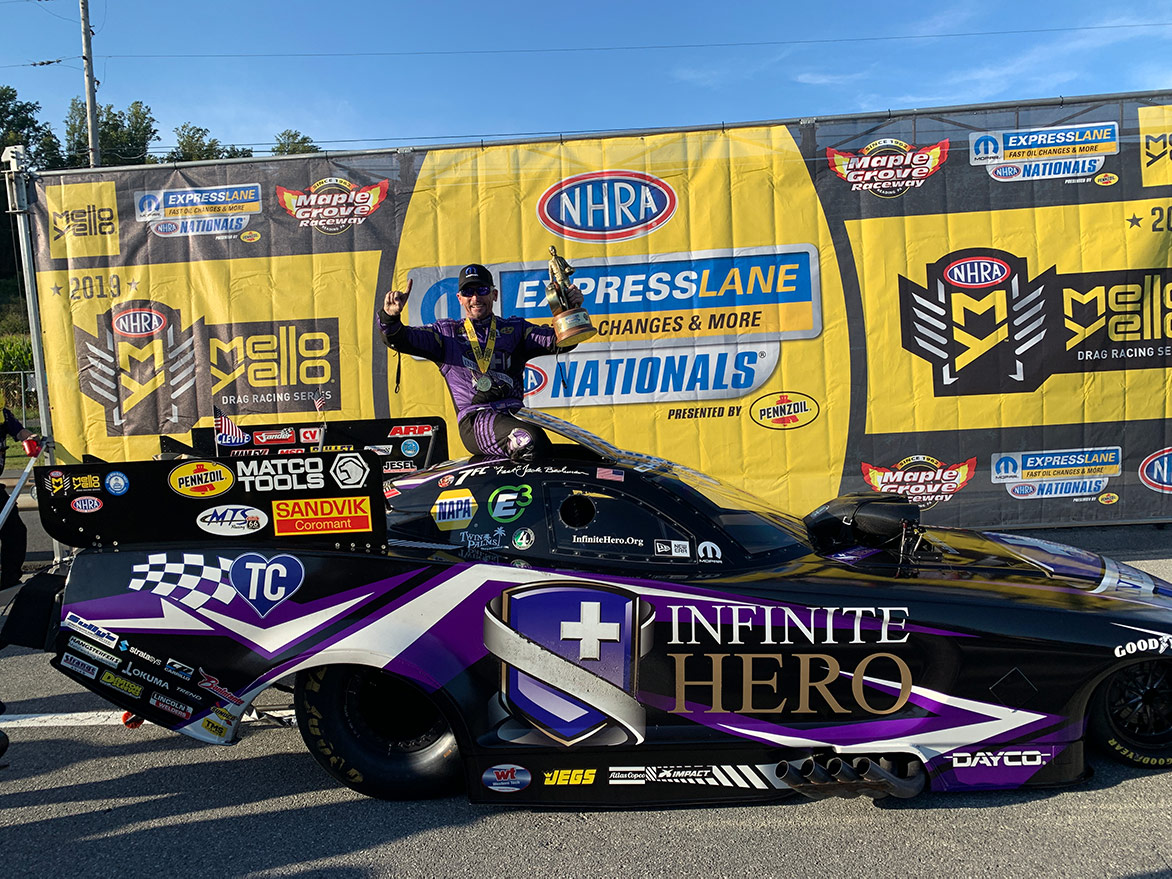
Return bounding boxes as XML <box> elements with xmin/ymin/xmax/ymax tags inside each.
<box><xmin>2</xmin><ymin>0</ymin><xmax>1171</xmax><ymax>157</ymax></box>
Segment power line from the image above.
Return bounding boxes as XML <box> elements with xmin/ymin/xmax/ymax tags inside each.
<box><xmin>85</xmin><ymin>22</ymin><xmax>1172</xmax><ymax>61</ymax></box>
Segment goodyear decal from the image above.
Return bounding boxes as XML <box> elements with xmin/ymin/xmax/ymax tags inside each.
<box><xmin>969</xmin><ymin>122</ymin><xmax>1119</xmax><ymax>164</ymax></box>
<box><xmin>991</xmin><ymin>447</ymin><xmax>1122</xmax><ymax>483</ymax></box>
<box><xmin>523</xmin><ymin>338</ymin><xmax>777</xmax><ymax>408</ymax></box>
<box><xmin>134</xmin><ymin>185</ymin><xmax>263</xmax><ymax>221</ymax></box>
<box><xmin>413</xmin><ymin>246</ymin><xmax>821</xmax><ymax>345</ymax></box>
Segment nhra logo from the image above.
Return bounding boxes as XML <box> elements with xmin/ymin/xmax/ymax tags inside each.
<box><xmin>113</xmin><ymin>308</ymin><xmax>167</xmax><ymax>338</ymax></box>
<box><xmin>523</xmin><ymin>364</ymin><xmax>548</xmax><ymax>396</ymax></box>
<box><xmin>275</xmin><ymin>177</ymin><xmax>389</xmax><ymax>234</ymax></box>
<box><xmin>901</xmin><ymin>247</ymin><xmax>1172</xmax><ymax>396</ymax></box>
<box><xmin>1139</xmin><ymin>448</ymin><xmax>1172</xmax><ymax>493</ymax></box>
<box><xmin>861</xmin><ymin>454</ymin><xmax>977</xmax><ymax>510</ymax></box>
<box><xmin>536</xmin><ymin>170</ymin><xmax>677</xmax><ymax>242</ymax></box>
<box><xmin>826</xmin><ymin>138</ymin><xmax>949</xmax><ymax>197</ymax></box>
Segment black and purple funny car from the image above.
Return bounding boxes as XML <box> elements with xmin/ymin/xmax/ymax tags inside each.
<box><xmin>3</xmin><ymin>410</ymin><xmax>1171</xmax><ymax>805</ymax></box>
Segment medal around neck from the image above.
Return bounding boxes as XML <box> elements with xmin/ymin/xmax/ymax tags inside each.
<box><xmin>465</xmin><ymin>316</ymin><xmax>498</xmax><ymax>391</ymax></box>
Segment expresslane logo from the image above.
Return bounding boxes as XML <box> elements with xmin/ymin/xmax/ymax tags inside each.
<box><xmin>537</xmin><ymin>170</ymin><xmax>676</xmax><ymax>242</ymax></box>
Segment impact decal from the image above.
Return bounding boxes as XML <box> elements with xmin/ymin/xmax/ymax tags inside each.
<box><xmin>749</xmin><ymin>390</ymin><xmax>819</xmax><ymax>430</ymax></box>
<box><xmin>484</xmin><ymin>582</ymin><xmax>654</xmax><ymax>746</ymax></box>
<box><xmin>275</xmin><ymin>177</ymin><xmax>389</xmax><ymax>233</ymax></box>
<box><xmin>608</xmin><ymin>764</ymin><xmax>785</xmax><ymax>788</ymax></box>
<box><xmin>826</xmin><ymin>138</ymin><xmax>949</xmax><ymax>197</ymax></box>
<box><xmin>228</xmin><ymin>553</ymin><xmax>306</xmax><ymax>617</ymax></box>
<box><xmin>74</xmin><ymin>300</ymin><xmax>340</xmax><ymax>436</ymax></box>
<box><xmin>861</xmin><ymin>455</ymin><xmax>977</xmax><ymax>509</ymax></box>
<box><xmin>899</xmin><ymin>247</ymin><xmax>1172</xmax><ymax>396</ymax></box>
<box><xmin>536</xmin><ymin>170</ymin><xmax>677</xmax><ymax>242</ymax></box>
<box><xmin>46</xmin><ymin>180</ymin><xmax>120</xmax><ymax>259</ymax></box>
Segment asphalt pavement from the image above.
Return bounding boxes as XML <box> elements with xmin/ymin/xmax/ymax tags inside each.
<box><xmin>2</xmin><ymin>510</ymin><xmax>1172</xmax><ymax>877</ymax></box>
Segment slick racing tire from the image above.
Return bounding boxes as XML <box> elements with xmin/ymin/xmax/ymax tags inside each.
<box><xmin>295</xmin><ymin>665</ymin><xmax>462</xmax><ymax>799</ymax></box>
<box><xmin>1088</xmin><ymin>659</ymin><xmax>1172</xmax><ymax>770</ymax></box>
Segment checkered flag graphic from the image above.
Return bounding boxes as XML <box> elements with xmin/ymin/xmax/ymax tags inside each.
<box><xmin>128</xmin><ymin>552</ymin><xmax>237</xmax><ymax>609</ymax></box>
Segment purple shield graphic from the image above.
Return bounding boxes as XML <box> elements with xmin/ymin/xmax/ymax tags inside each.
<box><xmin>502</xmin><ymin>584</ymin><xmax>639</xmax><ymax>744</ymax></box>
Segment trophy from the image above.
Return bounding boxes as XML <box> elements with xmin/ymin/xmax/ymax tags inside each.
<box><xmin>546</xmin><ymin>245</ymin><xmax>597</xmax><ymax>347</ymax></box>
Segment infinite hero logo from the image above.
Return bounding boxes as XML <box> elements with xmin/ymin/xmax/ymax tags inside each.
<box><xmin>74</xmin><ymin>301</ymin><xmax>341</xmax><ymax>436</ymax></box>
<box><xmin>899</xmin><ymin>247</ymin><xmax>1172</xmax><ymax>396</ymax></box>
<box><xmin>536</xmin><ymin>170</ymin><xmax>677</xmax><ymax>242</ymax></box>
<box><xmin>276</xmin><ymin>177</ymin><xmax>389</xmax><ymax>233</ymax></box>
<box><xmin>826</xmin><ymin>138</ymin><xmax>949</xmax><ymax>197</ymax></box>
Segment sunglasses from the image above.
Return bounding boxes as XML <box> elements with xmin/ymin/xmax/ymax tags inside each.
<box><xmin>460</xmin><ymin>285</ymin><xmax>494</xmax><ymax>298</ymax></box>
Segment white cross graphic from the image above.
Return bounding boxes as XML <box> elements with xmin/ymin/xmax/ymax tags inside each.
<box><xmin>560</xmin><ymin>601</ymin><xmax>621</xmax><ymax>661</ymax></box>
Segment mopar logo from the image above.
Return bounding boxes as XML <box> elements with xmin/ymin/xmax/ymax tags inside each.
<box><xmin>943</xmin><ymin>257</ymin><xmax>1011</xmax><ymax>288</ymax></box>
<box><xmin>524</xmin><ymin>364</ymin><xmax>548</xmax><ymax>396</ymax></box>
<box><xmin>137</xmin><ymin>193</ymin><xmax>160</xmax><ymax>215</ymax></box>
<box><xmin>112</xmin><ymin>307</ymin><xmax>167</xmax><ymax>337</ymax></box>
<box><xmin>536</xmin><ymin>170</ymin><xmax>677</xmax><ymax>242</ymax></box>
<box><xmin>972</xmin><ymin>134</ymin><xmax>1000</xmax><ymax>159</ymax></box>
<box><xmin>993</xmin><ymin>456</ymin><xmax>1019</xmax><ymax>477</ymax></box>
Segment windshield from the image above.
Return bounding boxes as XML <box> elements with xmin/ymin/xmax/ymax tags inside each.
<box><xmin>668</xmin><ymin>471</ymin><xmax>809</xmax><ymax>556</ymax></box>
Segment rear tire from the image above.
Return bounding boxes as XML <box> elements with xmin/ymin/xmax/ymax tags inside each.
<box><xmin>295</xmin><ymin>665</ymin><xmax>462</xmax><ymax>799</ymax></box>
<box><xmin>1088</xmin><ymin>659</ymin><xmax>1172</xmax><ymax>769</ymax></box>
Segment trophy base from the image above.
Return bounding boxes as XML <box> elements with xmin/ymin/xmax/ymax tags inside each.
<box><xmin>552</xmin><ymin>308</ymin><xmax>597</xmax><ymax>347</ymax></box>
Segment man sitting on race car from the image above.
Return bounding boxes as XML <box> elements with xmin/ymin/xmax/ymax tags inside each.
<box><xmin>377</xmin><ymin>264</ymin><xmax>583</xmax><ymax>461</ymax></box>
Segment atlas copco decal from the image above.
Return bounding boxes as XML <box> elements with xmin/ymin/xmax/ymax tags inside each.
<box><xmin>275</xmin><ymin>177</ymin><xmax>389</xmax><ymax>234</ymax></box>
<box><xmin>537</xmin><ymin>170</ymin><xmax>676</xmax><ymax>242</ymax></box>
<box><xmin>861</xmin><ymin>454</ymin><xmax>977</xmax><ymax>510</ymax></box>
<box><xmin>826</xmin><ymin>138</ymin><xmax>949</xmax><ymax>197</ymax></box>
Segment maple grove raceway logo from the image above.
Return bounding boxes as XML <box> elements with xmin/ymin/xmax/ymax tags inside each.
<box><xmin>275</xmin><ymin>177</ymin><xmax>389</xmax><ymax>233</ymax></box>
<box><xmin>861</xmin><ymin>454</ymin><xmax>977</xmax><ymax>510</ymax></box>
<box><xmin>826</xmin><ymin>138</ymin><xmax>949</xmax><ymax>197</ymax></box>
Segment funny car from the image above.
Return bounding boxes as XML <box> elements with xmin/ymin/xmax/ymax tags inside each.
<box><xmin>2</xmin><ymin>410</ymin><xmax>1170</xmax><ymax>806</ymax></box>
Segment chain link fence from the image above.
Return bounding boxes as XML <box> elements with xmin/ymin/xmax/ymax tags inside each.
<box><xmin>0</xmin><ymin>371</ymin><xmax>39</xmax><ymax>432</ymax></box>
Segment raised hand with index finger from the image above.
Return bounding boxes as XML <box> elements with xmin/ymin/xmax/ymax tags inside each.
<box><xmin>383</xmin><ymin>277</ymin><xmax>413</xmax><ymax>318</ymax></box>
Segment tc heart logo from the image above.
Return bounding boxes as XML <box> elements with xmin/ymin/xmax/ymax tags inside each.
<box><xmin>228</xmin><ymin>553</ymin><xmax>305</xmax><ymax>618</ymax></box>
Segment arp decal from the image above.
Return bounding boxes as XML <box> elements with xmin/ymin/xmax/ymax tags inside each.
<box><xmin>861</xmin><ymin>455</ymin><xmax>977</xmax><ymax>510</ymax></box>
<box><xmin>74</xmin><ymin>300</ymin><xmax>340</xmax><ymax>436</ymax></box>
<box><xmin>536</xmin><ymin>170</ymin><xmax>676</xmax><ymax>242</ymax></box>
<box><xmin>484</xmin><ymin>582</ymin><xmax>654</xmax><ymax>746</ymax></box>
<box><xmin>275</xmin><ymin>177</ymin><xmax>389</xmax><ymax>234</ymax></box>
<box><xmin>826</xmin><ymin>138</ymin><xmax>949</xmax><ymax>197</ymax></box>
<box><xmin>899</xmin><ymin>247</ymin><xmax>1172</xmax><ymax>396</ymax></box>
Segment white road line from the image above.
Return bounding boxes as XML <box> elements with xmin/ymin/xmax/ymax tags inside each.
<box><xmin>1</xmin><ymin>708</ymin><xmax>295</xmax><ymax>728</ymax></box>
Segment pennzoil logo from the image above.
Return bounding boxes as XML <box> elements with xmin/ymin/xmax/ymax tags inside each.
<box><xmin>275</xmin><ymin>177</ymin><xmax>389</xmax><ymax>234</ymax></box>
<box><xmin>826</xmin><ymin>139</ymin><xmax>949</xmax><ymax>197</ymax></box>
<box><xmin>898</xmin><ymin>247</ymin><xmax>1172</xmax><ymax>396</ymax></box>
<box><xmin>169</xmin><ymin>461</ymin><xmax>235</xmax><ymax>498</ymax></box>
<box><xmin>74</xmin><ymin>301</ymin><xmax>340</xmax><ymax>436</ymax></box>
<box><xmin>749</xmin><ymin>390</ymin><xmax>819</xmax><ymax>430</ymax></box>
<box><xmin>46</xmin><ymin>181</ymin><xmax>121</xmax><ymax>258</ymax></box>
<box><xmin>861</xmin><ymin>454</ymin><xmax>977</xmax><ymax>510</ymax></box>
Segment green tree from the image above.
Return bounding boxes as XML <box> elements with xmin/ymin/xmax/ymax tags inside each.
<box><xmin>0</xmin><ymin>85</ymin><xmax>64</xmax><ymax>170</ymax></box>
<box><xmin>164</xmin><ymin>123</ymin><xmax>253</xmax><ymax>162</ymax></box>
<box><xmin>272</xmin><ymin>129</ymin><xmax>319</xmax><ymax>155</ymax></box>
<box><xmin>63</xmin><ymin>97</ymin><xmax>159</xmax><ymax>166</ymax></box>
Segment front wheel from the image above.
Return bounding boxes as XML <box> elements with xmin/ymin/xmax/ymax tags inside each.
<box><xmin>295</xmin><ymin>665</ymin><xmax>462</xmax><ymax>799</ymax></box>
<box><xmin>1087</xmin><ymin>659</ymin><xmax>1172</xmax><ymax>769</ymax></box>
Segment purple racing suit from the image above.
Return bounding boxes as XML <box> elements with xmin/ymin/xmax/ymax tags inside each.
<box><xmin>377</xmin><ymin>308</ymin><xmax>569</xmax><ymax>459</ymax></box>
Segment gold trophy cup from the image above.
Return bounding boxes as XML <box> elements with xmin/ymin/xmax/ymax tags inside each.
<box><xmin>546</xmin><ymin>245</ymin><xmax>597</xmax><ymax>347</ymax></box>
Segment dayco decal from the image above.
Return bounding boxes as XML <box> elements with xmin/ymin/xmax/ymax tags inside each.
<box><xmin>826</xmin><ymin>138</ymin><xmax>949</xmax><ymax>197</ymax></box>
<box><xmin>74</xmin><ymin>301</ymin><xmax>340</xmax><ymax>436</ymax></box>
<box><xmin>969</xmin><ymin>122</ymin><xmax>1119</xmax><ymax>164</ymax></box>
<box><xmin>1139</xmin><ymin>105</ymin><xmax>1172</xmax><ymax>188</ymax></box>
<box><xmin>100</xmin><ymin>669</ymin><xmax>143</xmax><ymax>699</ymax></box>
<box><xmin>169</xmin><ymin>461</ymin><xmax>235</xmax><ymax>498</ymax></box>
<box><xmin>432</xmin><ymin>489</ymin><xmax>477</xmax><ymax>531</ymax></box>
<box><xmin>235</xmin><ymin>457</ymin><xmax>325</xmax><ymax>491</ymax></box>
<box><xmin>949</xmin><ymin>749</ymin><xmax>1053</xmax><ymax>768</ymax></box>
<box><xmin>749</xmin><ymin>391</ymin><xmax>819</xmax><ymax>430</ymax></box>
<box><xmin>536</xmin><ymin>170</ymin><xmax>676</xmax><ymax>242</ymax></box>
<box><xmin>275</xmin><ymin>177</ymin><xmax>389</xmax><ymax>233</ymax></box>
<box><xmin>861</xmin><ymin>455</ymin><xmax>977</xmax><ymax>510</ymax></box>
<box><xmin>272</xmin><ymin>496</ymin><xmax>372</xmax><ymax>535</ymax></box>
<box><xmin>46</xmin><ymin>181</ymin><xmax>120</xmax><ymax>259</ymax></box>
<box><xmin>899</xmin><ymin>247</ymin><xmax>1172</xmax><ymax>396</ymax></box>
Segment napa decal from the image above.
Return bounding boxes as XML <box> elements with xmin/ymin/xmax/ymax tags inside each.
<box><xmin>991</xmin><ymin>447</ymin><xmax>1121</xmax><ymax>483</ymax></box>
<box><xmin>899</xmin><ymin>247</ymin><xmax>1172</xmax><ymax>396</ymax></box>
<box><xmin>984</xmin><ymin>157</ymin><xmax>1105</xmax><ymax>182</ymax></box>
<box><xmin>431</xmin><ymin>489</ymin><xmax>477</xmax><ymax>531</ymax></box>
<box><xmin>536</xmin><ymin>170</ymin><xmax>676</xmax><ymax>242</ymax></box>
<box><xmin>411</xmin><ymin>246</ymin><xmax>821</xmax><ymax>346</ymax></box>
<box><xmin>861</xmin><ymin>454</ymin><xmax>977</xmax><ymax>510</ymax></box>
<box><xmin>826</xmin><ymin>138</ymin><xmax>949</xmax><ymax>197</ymax></box>
<box><xmin>275</xmin><ymin>177</ymin><xmax>389</xmax><ymax>233</ymax></box>
<box><xmin>523</xmin><ymin>338</ymin><xmax>777</xmax><ymax>408</ymax></box>
<box><xmin>749</xmin><ymin>390</ymin><xmax>819</xmax><ymax>430</ymax></box>
<box><xmin>1139</xmin><ymin>448</ymin><xmax>1172</xmax><ymax>493</ymax></box>
<box><xmin>969</xmin><ymin>122</ymin><xmax>1119</xmax><ymax>164</ymax></box>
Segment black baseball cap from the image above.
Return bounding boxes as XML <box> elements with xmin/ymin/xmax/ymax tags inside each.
<box><xmin>458</xmin><ymin>264</ymin><xmax>494</xmax><ymax>291</ymax></box>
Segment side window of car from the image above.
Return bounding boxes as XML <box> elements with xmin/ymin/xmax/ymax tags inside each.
<box><xmin>545</xmin><ymin>484</ymin><xmax>694</xmax><ymax>565</ymax></box>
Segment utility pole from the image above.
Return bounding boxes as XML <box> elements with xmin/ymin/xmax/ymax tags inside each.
<box><xmin>79</xmin><ymin>0</ymin><xmax>100</xmax><ymax>167</ymax></box>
